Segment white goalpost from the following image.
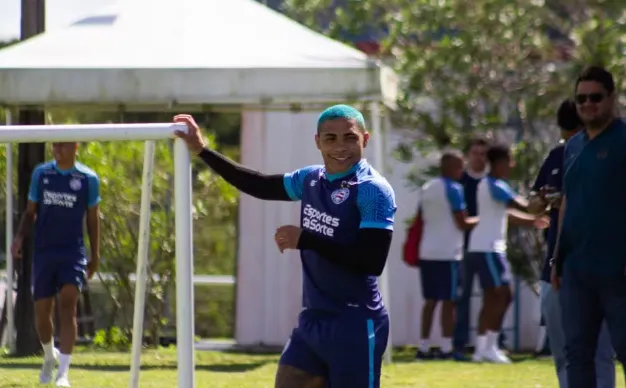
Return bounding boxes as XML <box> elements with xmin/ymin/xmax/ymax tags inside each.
<box><xmin>0</xmin><ymin>122</ymin><xmax>196</xmax><ymax>388</ymax></box>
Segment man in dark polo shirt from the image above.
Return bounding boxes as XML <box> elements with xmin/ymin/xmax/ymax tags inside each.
<box><xmin>552</xmin><ymin>66</ymin><xmax>626</xmax><ymax>388</ymax></box>
<box><xmin>530</xmin><ymin>98</ymin><xmax>614</xmax><ymax>388</ymax></box>
<box><xmin>453</xmin><ymin>137</ymin><xmax>488</xmax><ymax>355</ymax></box>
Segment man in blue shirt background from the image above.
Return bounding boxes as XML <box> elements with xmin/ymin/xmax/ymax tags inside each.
<box><xmin>529</xmin><ymin>98</ymin><xmax>614</xmax><ymax>388</ymax></box>
<box><xmin>553</xmin><ymin>66</ymin><xmax>626</xmax><ymax>388</ymax></box>
<box><xmin>11</xmin><ymin>142</ymin><xmax>101</xmax><ymax>387</ymax></box>
<box><xmin>175</xmin><ymin>104</ymin><xmax>396</xmax><ymax>388</ymax></box>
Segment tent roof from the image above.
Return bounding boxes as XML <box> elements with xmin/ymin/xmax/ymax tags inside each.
<box><xmin>0</xmin><ymin>0</ymin><xmax>397</xmax><ymax>108</ymax></box>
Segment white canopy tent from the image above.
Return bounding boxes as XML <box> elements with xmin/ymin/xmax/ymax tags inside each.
<box><xmin>0</xmin><ymin>0</ymin><xmax>398</xmax><ymax>365</ymax></box>
<box><xmin>0</xmin><ymin>0</ymin><xmax>397</xmax><ymax>108</ymax></box>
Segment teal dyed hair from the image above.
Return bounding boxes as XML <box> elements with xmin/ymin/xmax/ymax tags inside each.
<box><xmin>317</xmin><ymin>104</ymin><xmax>366</xmax><ymax>131</ymax></box>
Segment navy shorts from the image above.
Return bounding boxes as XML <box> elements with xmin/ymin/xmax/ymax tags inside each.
<box><xmin>465</xmin><ymin>251</ymin><xmax>511</xmax><ymax>290</ymax></box>
<box><xmin>33</xmin><ymin>253</ymin><xmax>87</xmax><ymax>301</ymax></box>
<box><xmin>280</xmin><ymin>310</ymin><xmax>389</xmax><ymax>388</ymax></box>
<box><xmin>419</xmin><ymin>260</ymin><xmax>460</xmax><ymax>301</ymax></box>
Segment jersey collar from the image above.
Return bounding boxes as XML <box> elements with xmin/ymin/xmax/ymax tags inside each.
<box><xmin>52</xmin><ymin>160</ymin><xmax>77</xmax><ymax>175</ymax></box>
<box><xmin>324</xmin><ymin>159</ymin><xmax>367</xmax><ymax>182</ymax></box>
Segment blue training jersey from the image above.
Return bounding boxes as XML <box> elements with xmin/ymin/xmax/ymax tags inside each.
<box><xmin>282</xmin><ymin>159</ymin><xmax>397</xmax><ymax>317</ymax></box>
<box><xmin>29</xmin><ymin>161</ymin><xmax>101</xmax><ymax>258</ymax></box>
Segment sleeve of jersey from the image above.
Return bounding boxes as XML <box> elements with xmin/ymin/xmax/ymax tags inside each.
<box><xmin>28</xmin><ymin>167</ymin><xmax>42</xmax><ymax>203</ymax></box>
<box><xmin>87</xmin><ymin>174</ymin><xmax>102</xmax><ymax>208</ymax></box>
<box><xmin>355</xmin><ymin>180</ymin><xmax>397</xmax><ymax>230</ymax></box>
<box><xmin>282</xmin><ymin>166</ymin><xmax>320</xmax><ymax>201</ymax></box>
<box><xmin>531</xmin><ymin>155</ymin><xmax>551</xmax><ymax>192</ymax></box>
<box><xmin>444</xmin><ymin>181</ymin><xmax>466</xmax><ymax>212</ymax></box>
<box><xmin>488</xmin><ymin>179</ymin><xmax>517</xmax><ymax>204</ymax></box>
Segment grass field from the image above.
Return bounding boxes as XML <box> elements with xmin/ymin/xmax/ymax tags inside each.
<box><xmin>0</xmin><ymin>347</ymin><xmax>624</xmax><ymax>387</ymax></box>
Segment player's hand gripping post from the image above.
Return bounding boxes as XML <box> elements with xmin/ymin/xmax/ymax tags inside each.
<box><xmin>275</xmin><ymin>225</ymin><xmax>303</xmax><ymax>253</ymax></box>
<box><xmin>173</xmin><ymin>114</ymin><xmax>207</xmax><ymax>154</ymax></box>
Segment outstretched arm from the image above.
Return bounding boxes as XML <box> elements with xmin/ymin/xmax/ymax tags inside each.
<box><xmin>296</xmin><ymin>181</ymin><xmax>396</xmax><ymax>276</ymax></box>
<box><xmin>174</xmin><ymin>114</ymin><xmax>292</xmax><ymax>201</ymax></box>
<box><xmin>197</xmin><ymin>148</ymin><xmax>291</xmax><ymax>201</ymax></box>
<box><xmin>489</xmin><ymin>178</ymin><xmax>542</xmax><ymax>227</ymax></box>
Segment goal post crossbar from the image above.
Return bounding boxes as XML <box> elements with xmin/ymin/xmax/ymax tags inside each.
<box><xmin>1</xmin><ymin>122</ymin><xmax>196</xmax><ymax>388</ymax></box>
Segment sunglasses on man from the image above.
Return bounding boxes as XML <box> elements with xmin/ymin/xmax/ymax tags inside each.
<box><xmin>575</xmin><ymin>93</ymin><xmax>605</xmax><ymax>104</ymax></box>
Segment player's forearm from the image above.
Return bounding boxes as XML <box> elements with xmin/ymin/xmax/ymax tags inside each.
<box><xmin>457</xmin><ymin>216</ymin><xmax>479</xmax><ymax>231</ymax></box>
<box><xmin>16</xmin><ymin>212</ymin><xmax>35</xmax><ymax>239</ymax></box>
<box><xmin>553</xmin><ymin>196</ymin><xmax>567</xmax><ymax>276</ymax></box>
<box><xmin>87</xmin><ymin>215</ymin><xmax>100</xmax><ymax>259</ymax></box>
<box><xmin>297</xmin><ymin>229</ymin><xmax>392</xmax><ymax>276</ymax></box>
<box><xmin>197</xmin><ymin>148</ymin><xmax>291</xmax><ymax>201</ymax></box>
<box><xmin>507</xmin><ymin>209</ymin><xmax>536</xmax><ymax>227</ymax></box>
<box><xmin>527</xmin><ymin>195</ymin><xmax>547</xmax><ymax>215</ymax></box>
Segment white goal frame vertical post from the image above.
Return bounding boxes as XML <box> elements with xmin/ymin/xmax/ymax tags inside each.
<box><xmin>369</xmin><ymin>101</ymin><xmax>392</xmax><ymax>365</ymax></box>
<box><xmin>3</xmin><ymin>109</ymin><xmax>15</xmax><ymax>353</ymax></box>
<box><xmin>129</xmin><ymin>141</ymin><xmax>156</xmax><ymax>388</ymax></box>
<box><xmin>0</xmin><ymin>123</ymin><xmax>196</xmax><ymax>388</ymax></box>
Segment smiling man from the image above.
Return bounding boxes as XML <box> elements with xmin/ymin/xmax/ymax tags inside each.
<box><xmin>174</xmin><ymin>105</ymin><xmax>396</xmax><ymax>388</ymax></box>
<box><xmin>552</xmin><ymin>66</ymin><xmax>626</xmax><ymax>388</ymax></box>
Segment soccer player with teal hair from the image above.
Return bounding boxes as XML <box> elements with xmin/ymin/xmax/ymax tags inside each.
<box><xmin>174</xmin><ymin>104</ymin><xmax>396</xmax><ymax>388</ymax></box>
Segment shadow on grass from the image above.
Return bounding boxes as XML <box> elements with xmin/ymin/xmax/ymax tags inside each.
<box><xmin>0</xmin><ymin>361</ymin><xmax>272</xmax><ymax>373</ymax></box>
<box><xmin>388</xmin><ymin>347</ymin><xmax>541</xmax><ymax>364</ymax></box>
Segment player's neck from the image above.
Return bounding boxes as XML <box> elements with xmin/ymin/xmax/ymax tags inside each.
<box><xmin>586</xmin><ymin>117</ymin><xmax>615</xmax><ymax>140</ymax></box>
<box><xmin>55</xmin><ymin>160</ymin><xmax>76</xmax><ymax>171</ymax></box>
<box><xmin>465</xmin><ymin>168</ymin><xmax>485</xmax><ymax>179</ymax></box>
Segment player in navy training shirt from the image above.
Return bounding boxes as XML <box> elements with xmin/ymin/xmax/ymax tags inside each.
<box><xmin>174</xmin><ymin>105</ymin><xmax>396</xmax><ymax>388</ymax></box>
<box><xmin>11</xmin><ymin>142</ymin><xmax>101</xmax><ymax>387</ymax></box>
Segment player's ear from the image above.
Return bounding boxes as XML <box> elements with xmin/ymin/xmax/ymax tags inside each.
<box><xmin>314</xmin><ymin>134</ymin><xmax>321</xmax><ymax>150</ymax></box>
<box><xmin>362</xmin><ymin>132</ymin><xmax>370</xmax><ymax>148</ymax></box>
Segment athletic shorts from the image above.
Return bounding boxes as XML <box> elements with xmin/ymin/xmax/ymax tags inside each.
<box><xmin>33</xmin><ymin>253</ymin><xmax>87</xmax><ymax>301</ymax></box>
<box><xmin>465</xmin><ymin>251</ymin><xmax>512</xmax><ymax>290</ymax></box>
<box><xmin>280</xmin><ymin>309</ymin><xmax>389</xmax><ymax>388</ymax></box>
<box><xmin>419</xmin><ymin>260</ymin><xmax>460</xmax><ymax>301</ymax></box>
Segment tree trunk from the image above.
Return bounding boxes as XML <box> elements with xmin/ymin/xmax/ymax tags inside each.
<box><xmin>14</xmin><ymin>111</ymin><xmax>46</xmax><ymax>356</ymax></box>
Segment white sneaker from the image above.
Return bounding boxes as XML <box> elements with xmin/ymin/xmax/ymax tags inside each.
<box><xmin>40</xmin><ymin>348</ymin><xmax>60</xmax><ymax>384</ymax></box>
<box><xmin>494</xmin><ymin>347</ymin><xmax>512</xmax><ymax>363</ymax></box>
<box><xmin>471</xmin><ymin>352</ymin><xmax>484</xmax><ymax>362</ymax></box>
<box><xmin>55</xmin><ymin>373</ymin><xmax>71</xmax><ymax>387</ymax></box>
<box><xmin>482</xmin><ymin>347</ymin><xmax>511</xmax><ymax>364</ymax></box>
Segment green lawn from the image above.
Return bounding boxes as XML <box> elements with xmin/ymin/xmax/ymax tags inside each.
<box><xmin>0</xmin><ymin>347</ymin><xmax>623</xmax><ymax>387</ymax></box>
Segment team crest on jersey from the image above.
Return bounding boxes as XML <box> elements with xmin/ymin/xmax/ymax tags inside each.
<box><xmin>330</xmin><ymin>188</ymin><xmax>350</xmax><ymax>204</ymax></box>
<box><xmin>69</xmin><ymin>178</ymin><xmax>82</xmax><ymax>191</ymax></box>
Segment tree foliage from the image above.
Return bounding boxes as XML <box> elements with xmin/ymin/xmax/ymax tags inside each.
<box><xmin>284</xmin><ymin>0</ymin><xmax>626</xmax><ymax>284</ymax></box>
<box><xmin>0</xmin><ymin>109</ymin><xmax>240</xmax><ymax>346</ymax></box>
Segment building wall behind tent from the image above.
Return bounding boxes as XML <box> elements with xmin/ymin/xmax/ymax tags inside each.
<box><xmin>236</xmin><ymin>110</ymin><xmax>542</xmax><ymax>350</ymax></box>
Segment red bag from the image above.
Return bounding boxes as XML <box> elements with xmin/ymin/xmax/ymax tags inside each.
<box><xmin>402</xmin><ymin>208</ymin><xmax>423</xmax><ymax>268</ymax></box>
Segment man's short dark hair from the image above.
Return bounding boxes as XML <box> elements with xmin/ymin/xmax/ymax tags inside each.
<box><xmin>575</xmin><ymin>66</ymin><xmax>615</xmax><ymax>95</ymax></box>
<box><xmin>464</xmin><ymin>136</ymin><xmax>490</xmax><ymax>153</ymax></box>
<box><xmin>486</xmin><ymin>143</ymin><xmax>510</xmax><ymax>165</ymax></box>
<box><xmin>557</xmin><ymin>99</ymin><xmax>582</xmax><ymax>131</ymax></box>
<box><xmin>440</xmin><ymin>149</ymin><xmax>463</xmax><ymax>167</ymax></box>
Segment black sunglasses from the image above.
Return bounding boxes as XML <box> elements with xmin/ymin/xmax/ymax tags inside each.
<box><xmin>575</xmin><ymin>93</ymin><xmax>605</xmax><ymax>104</ymax></box>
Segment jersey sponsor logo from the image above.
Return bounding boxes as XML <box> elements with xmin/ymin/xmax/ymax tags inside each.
<box><xmin>69</xmin><ymin>178</ymin><xmax>82</xmax><ymax>191</ymax></box>
<box><xmin>302</xmin><ymin>204</ymin><xmax>340</xmax><ymax>237</ymax></box>
<box><xmin>330</xmin><ymin>188</ymin><xmax>350</xmax><ymax>204</ymax></box>
<box><xmin>551</xmin><ymin>168</ymin><xmax>559</xmax><ymax>175</ymax></box>
<box><xmin>43</xmin><ymin>190</ymin><xmax>78</xmax><ymax>208</ymax></box>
